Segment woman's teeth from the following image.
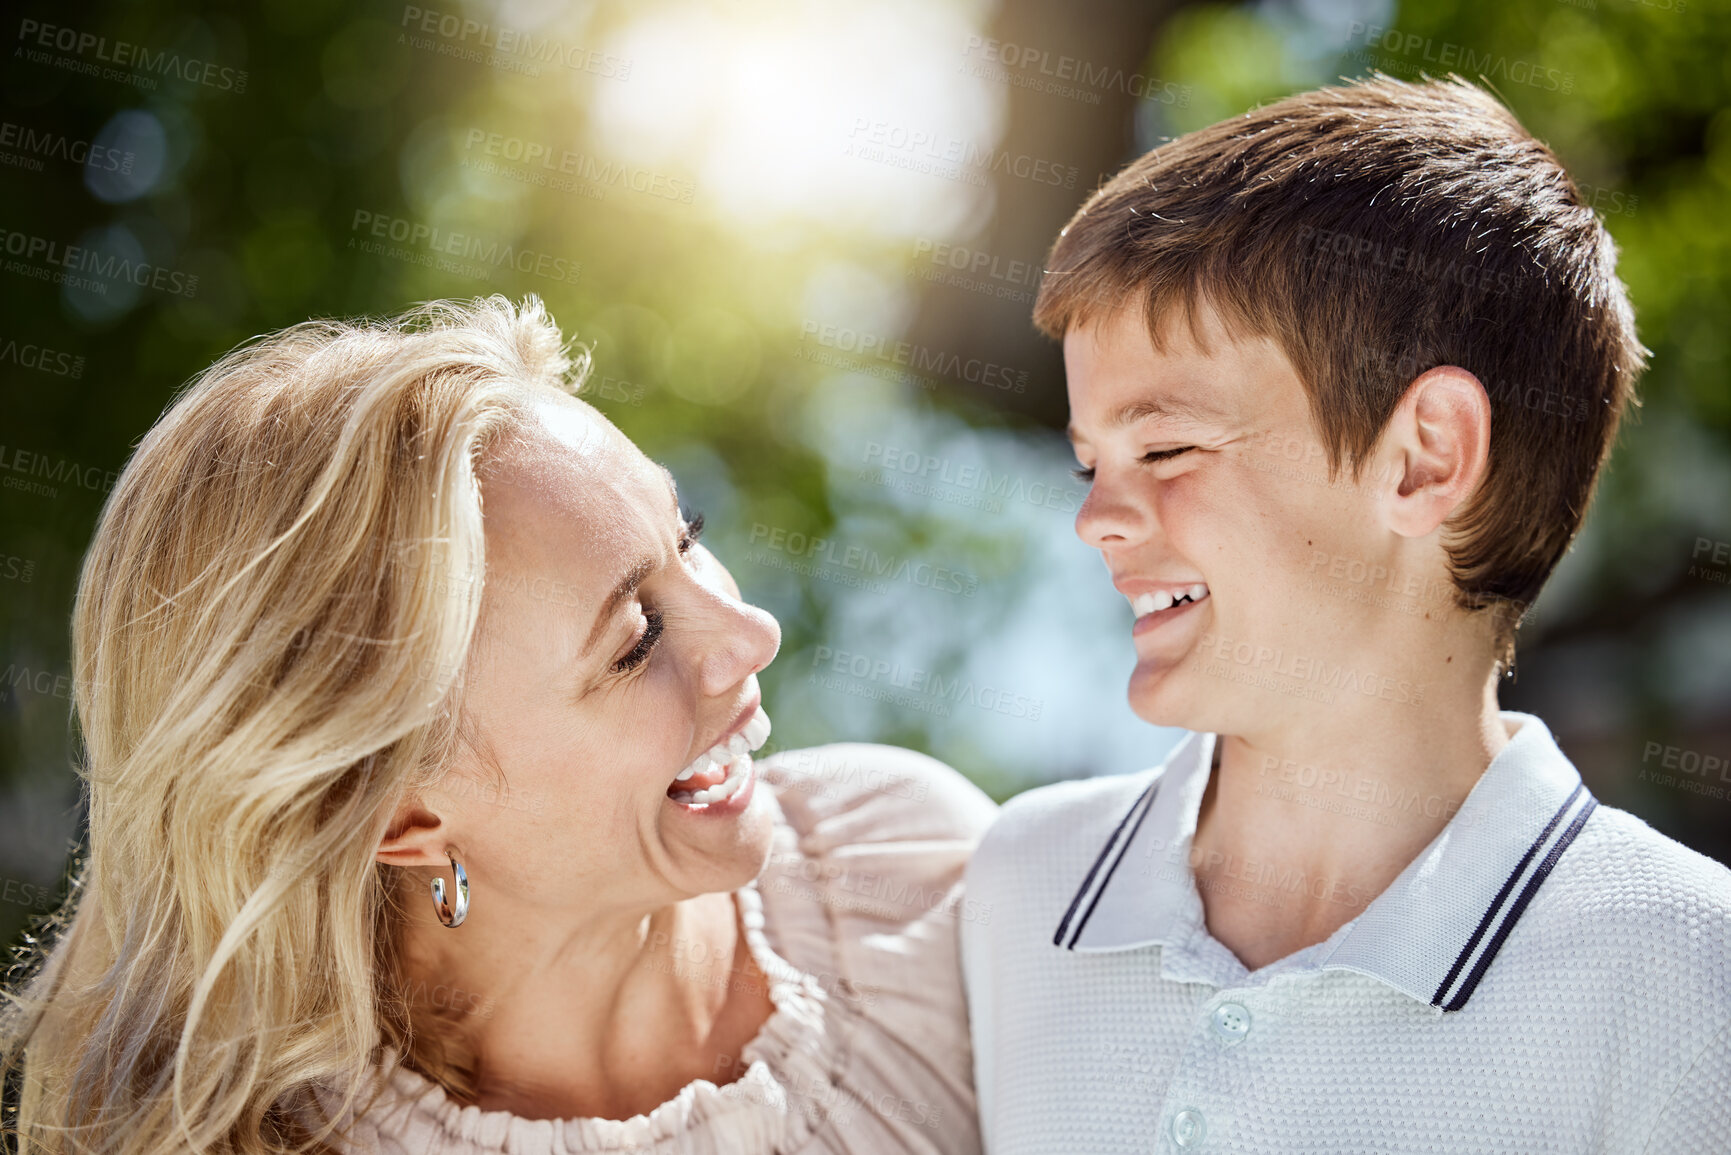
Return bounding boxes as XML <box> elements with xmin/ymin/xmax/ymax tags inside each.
<box><xmin>1131</xmin><ymin>584</ymin><xmax>1209</xmax><ymax>619</ymax></box>
<box><xmin>668</xmin><ymin>706</ymin><xmax>772</xmax><ymax>805</ymax></box>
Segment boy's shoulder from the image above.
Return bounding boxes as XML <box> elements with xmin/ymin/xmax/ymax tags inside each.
<box><xmin>1513</xmin><ymin>800</ymin><xmax>1731</xmax><ymax>1072</ymax></box>
<box><xmin>967</xmin><ymin>765</ymin><xmax>1166</xmax><ymax>897</ymax></box>
<box><xmin>1550</xmin><ymin>798</ymin><xmax>1731</xmax><ymax>953</ymax></box>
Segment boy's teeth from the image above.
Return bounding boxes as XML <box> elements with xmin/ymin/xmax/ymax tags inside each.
<box><xmin>1130</xmin><ymin>585</ymin><xmax>1210</xmax><ymax>618</ymax></box>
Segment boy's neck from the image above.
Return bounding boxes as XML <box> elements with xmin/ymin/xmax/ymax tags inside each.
<box><xmin>1189</xmin><ymin>672</ymin><xmax>1511</xmax><ymax>972</ymax></box>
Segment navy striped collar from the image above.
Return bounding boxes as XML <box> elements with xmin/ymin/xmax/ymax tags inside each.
<box><xmin>1053</xmin><ymin>711</ymin><xmax>1597</xmax><ymax>1013</ymax></box>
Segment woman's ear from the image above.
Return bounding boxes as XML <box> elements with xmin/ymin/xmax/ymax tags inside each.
<box><xmin>375</xmin><ymin>800</ymin><xmax>454</xmax><ymax>868</ymax></box>
<box><xmin>1377</xmin><ymin>365</ymin><xmax>1492</xmax><ymax>539</ymax></box>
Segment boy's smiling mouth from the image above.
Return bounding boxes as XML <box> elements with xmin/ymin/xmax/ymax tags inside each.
<box><xmin>1117</xmin><ymin>581</ymin><xmax>1212</xmax><ymax>639</ymax></box>
<box><xmin>1129</xmin><ymin>583</ymin><xmax>1209</xmax><ymax>619</ymax></box>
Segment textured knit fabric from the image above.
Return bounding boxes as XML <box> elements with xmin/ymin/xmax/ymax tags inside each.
<box><xmin>961</xmin><ymin>711</ymin><xmax>1731</xmax><ymax>1154</ymax></box>
<box><xmin>322</xmin><ymin>743</ymin><xmax>998</xmax><ymax>1155</ymax></box>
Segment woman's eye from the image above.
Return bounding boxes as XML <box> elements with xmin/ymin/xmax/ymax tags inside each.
<box><xmin>1071</xmin><ymin>466</ymin><xmax>1096</xmax><ymax>482</ymax></box>
<box><xmin>678</xmin><ymin>511</ymin><xmax>705</xmax><ymax>555</ymax></box>
<box><xmin>612</xmin><ymin>608</ymin><xmax>664</xmax><ymax>674</ymax></box>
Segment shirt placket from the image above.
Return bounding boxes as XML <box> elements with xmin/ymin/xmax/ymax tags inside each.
<box><xmin>1151</xmin><ymin>986</ymin><xmax>1261</xmax><ymax>1152</ymax></box>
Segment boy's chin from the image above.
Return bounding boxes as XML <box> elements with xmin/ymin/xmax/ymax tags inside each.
<box><xmin>1126</xmin><ymin>665</ymin><xmax>1201</xmax><ymax>729</ymax></box>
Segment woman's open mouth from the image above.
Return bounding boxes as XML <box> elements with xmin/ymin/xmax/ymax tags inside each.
<box><xmin>666</xmin><ymin>705</ymin><xmax>771</xmax><ymax>809</ymax></box>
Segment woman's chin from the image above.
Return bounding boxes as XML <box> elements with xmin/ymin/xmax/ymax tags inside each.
<box><xmin>659</xmin><ymin>785</ymin><xmax>777</xmax><ymax>888</ymax></box>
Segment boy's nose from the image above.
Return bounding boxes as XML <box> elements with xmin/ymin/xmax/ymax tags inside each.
<box><xmin>1075</xmin><ymin>475</ymin><xmax>1149</xmax><ymax>550</ymax></box>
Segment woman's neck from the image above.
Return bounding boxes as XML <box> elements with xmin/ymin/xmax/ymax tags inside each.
<box><xmin>392</xmin><ymin>886</ymin><xmax>777</xmax><ymax>1121</ymax></box>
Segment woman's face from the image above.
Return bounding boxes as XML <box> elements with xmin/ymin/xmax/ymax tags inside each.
<box><xmin>414</xmin><ymin>395</ymin><xmax>782</xmax><ymax>915</ymax></box>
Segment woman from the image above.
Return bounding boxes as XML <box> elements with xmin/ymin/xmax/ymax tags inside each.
<box><xmin>1</xmin><ymin>296</ymin><xmax>996</xmax><ymax>1154</ymax></box>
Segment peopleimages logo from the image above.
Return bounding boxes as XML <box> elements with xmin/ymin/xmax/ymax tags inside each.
<box><xmin>907</xmin><ymin>237</ymin><xmax>1039</xmax><ymax>304</ymax></box>
<box><xmin>1344</xmin><ymin>22</ymin><xmax>1573</xmax><ymax>94</ymax></box>
<box><xmin>0</xmin><ymin>335</ymin><xmax>84</xmax><ymax>379</ymax></box>
<box><xmin>399</xmin><ymin>6</ymin><xmax>632</xmax><ymax>80</ymax></box>
<box><xmin>0</xmin><ymin>444</ymin><xmax>119</xmax><ymax>499</ymax></box>
<box><xmin>0</xmin><ymin>120</ymin><xmax>134</xmax><ymax>176</ymax></box>
<box><xmin>15</xmin><ymin>18</ymin><xmax>249</xmax><ymax>93</ymax></box>
<box><xmin>348</xmin><ymin>210</ymin><xmax>582</xmax><ymax>285</ymax></box>
<box><xmin>747</xmin><ymin>522</ymin><xmax>980</xmax><ymax>597</ymax></box>
<box><xmin>797</xmin><ymin>320</ymin><xmax>1029</xmax><ymax>394</ymax></box>
<box><xmin>845</xmin><ymin>119</ymin><xmax>1079</xmax><ymax>189</ymax></box>
<box><xmin>1294</xmin><ymin>224</ymin><xmax>1530</xmax><ymax>298</ymax></box>
<box><xmin>460</xmin><ymin>129</ymin><xmax>695</xmax><ymax>205</ymax></box>
<box><xmin>861</xmin><ymin>441</ymin><xmax>1081</xmax><ymax>514</ymax></box>
<box><xmin>1</xmin><ymin>663</ymin><xmax>72</xmax><ymax>703</ymax></box>
<box><xmin>958</xmin><ymin>35</ymin><xmax>1191</xmax><ymax>107</ymax></box>
<box><xmin>809</xmin><ymin>644</ymin><xmax>1044</xmax><ymax>721</ymax></box>
<box><xmin>1198</xmin><ymin>631</ymin><xmax>1427</xmax><ymax>707</ymax></box>
<box><xmin>1690</xmin><ymin>537</ymin><xmax>1731</xmax><ymax>587</ymax></box>
<box><xmin>0</xmin><ymin>227</ymin><xmax>198</xmax><ymax>297</ymax></box>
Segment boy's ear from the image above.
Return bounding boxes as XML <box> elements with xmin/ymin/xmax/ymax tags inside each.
<box><xmin>375</xmin><ymin>800</ymin><xmax>455</xmax><ymax>868</ymax></box>
<box><xmin>1377</xmin><ymin>365</ymin><xmax>1492</xmax><ymax>540</ymax></box>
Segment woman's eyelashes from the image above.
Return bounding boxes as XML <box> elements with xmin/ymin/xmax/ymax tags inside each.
<box><xmin>1070</xmin><ymin>447</ymin><xmax>1194</xmax><ymax>482</ymax></box>
<box><xmin>608</xmin><ymin>512</ymin><xmax>703</xmax><ymax>676</ymax></box>
<box><xmin>612</xmin><ymin>608</ymin><xmax>664</xmax><ymax>674</ymax></box>
<box><xmin>678</xmin><ymin>510</ymin><xmax>705</xmax><ymax>554</ymax></box>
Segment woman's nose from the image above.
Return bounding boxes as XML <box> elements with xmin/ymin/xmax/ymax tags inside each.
<box><xmin>699</xmin><ymin>598</ymin><xmax>781</xmax><ymax>698</ymax></box>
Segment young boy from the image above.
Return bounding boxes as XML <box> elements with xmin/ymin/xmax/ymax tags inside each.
<box><xmin>960</xmin><ymin>75</ymin><xmax>1730</xmax><ymax>1152</ymax></box>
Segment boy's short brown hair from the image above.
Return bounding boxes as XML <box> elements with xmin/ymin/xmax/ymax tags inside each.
<box><xmin>1034</xmin><ymin>74</ymin><xmax>1646</xmax><ymax>672</ymax></box>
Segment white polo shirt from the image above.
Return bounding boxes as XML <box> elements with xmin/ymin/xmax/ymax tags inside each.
<box><xmin>960</xmin><ymin>711</ymin><xmax>1731</xmax><ymax>1153</ymax></box>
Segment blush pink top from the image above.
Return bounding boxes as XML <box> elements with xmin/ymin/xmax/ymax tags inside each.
<box><xmin>319</xmin><ymin>743</ymin><xmax>998</xmax><ymax>1154</ymax></box>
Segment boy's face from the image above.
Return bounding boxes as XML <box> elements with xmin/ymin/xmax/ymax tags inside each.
<box><xmin>1064</xmin><ymin>299</ymin><xmax>1423</xmax><ymax>735</ymax></box>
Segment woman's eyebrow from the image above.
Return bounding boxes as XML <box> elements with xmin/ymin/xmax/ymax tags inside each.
<box><xmin>660</xmin><ymin>463</ymin><xmax>682</xmax><ymax>518</ymax></box>
<box><xmin>579</xmin><ymin>468</ymin><xmax>683</xmax><ymax>659</ymax></box>
<box><xmin>580</xmin><ymin>555</ymin><xmax>655</xmax><ymax>658</ymax></box>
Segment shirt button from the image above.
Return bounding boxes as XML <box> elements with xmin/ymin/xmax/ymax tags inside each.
<box><xmin>1171</xmin><ymin>1107</ymin><xmax>1206</xmax><ymax>1147</ymax></box>
<box><xmin>1211</xmin><ymin>1001</ymin><xmax>1251</xmax><ymax>1043</ymax></box>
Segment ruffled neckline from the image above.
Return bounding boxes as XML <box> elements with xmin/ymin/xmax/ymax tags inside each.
<box><xmin>351</xmin><ymin>826</ymin><xmax>854</xmax><ymax>1153</ymax></box>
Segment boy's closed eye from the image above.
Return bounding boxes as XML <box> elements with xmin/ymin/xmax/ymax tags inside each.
<box><xmin>1071</xmin><ymin>446</ymin><xmax>1195</xmax><ymax>482</ymax></box>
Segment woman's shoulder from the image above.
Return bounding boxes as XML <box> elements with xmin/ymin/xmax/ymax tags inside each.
<box><xmin>748</xmin><ymin>744</ymin><xmax>996</xmax><ymax>1153</ymax></box>
<box><xmin>750</xmin><ymin>742</ymin><xmax>994</xmax><ymax>980</ymax></box>
<box><xmin>752</xmin><ymin>742</ymin><xmax>998</xmax><ymax>955</ymax></box>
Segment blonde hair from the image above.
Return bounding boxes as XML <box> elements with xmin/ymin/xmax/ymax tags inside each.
<box><xmin>0</xmin><ymin>296</ymin><xmax>589</xmax><ymax>1153</ymax></box>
